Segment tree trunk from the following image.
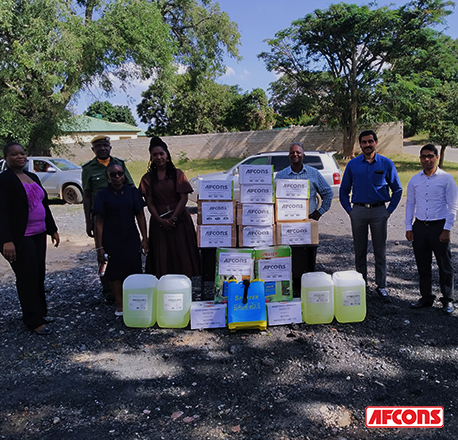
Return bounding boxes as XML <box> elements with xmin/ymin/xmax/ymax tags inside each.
<box><xmin>439</xmin><ymin>144</ymin><xmax>447</xmax><ymax>168</ymax></box>
<box><xmin>342</xmin><ymin>124</ymin><xmax>358</xmax><ymax>159</ymax></box>
<box><xmin>27</xmin><ymin>138</ymin><xmax>52</xmax><ymax>157</ymax></box>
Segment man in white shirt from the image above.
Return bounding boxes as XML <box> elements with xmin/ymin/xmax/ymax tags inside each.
<box><xmin>405</xmin><ymin>144</ymin><xmax>458</xmax><ymax>314</ymax></box>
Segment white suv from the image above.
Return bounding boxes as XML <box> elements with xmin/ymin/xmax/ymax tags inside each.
<box><xmin>189</xmin><ymin>150</ymin><xmax>342</xmax><ymax>202</ymax></box>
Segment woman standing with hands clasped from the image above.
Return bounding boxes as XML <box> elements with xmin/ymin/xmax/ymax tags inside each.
<box><xmin>0</xmin><ymin>142</ymin><xmax>60</xmax><ymax>335</ymax></box>
<box><xmin>94</xmin><ymin>162</ymin><xmax>148</xmax><ymax>316</ymax></box>
<box><xmin>140</xmin><ymin>137</ymin><xmax>200</xmax><ymax>278</ymax></box>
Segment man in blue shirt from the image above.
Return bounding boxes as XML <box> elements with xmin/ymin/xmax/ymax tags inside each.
<box><xmin>275</xmin><ymin>143</ymin><xmax>333</xmax><ymax>286</ymax></box>
<box><xmin>275</xmin><ymin>143</ymin><xmax>333</xmax><ymax>220</ymax></box>
<box><xmin>339</xmin><ymin>130</ymin><xmax>402</xmax><ymax>303</ymax></box>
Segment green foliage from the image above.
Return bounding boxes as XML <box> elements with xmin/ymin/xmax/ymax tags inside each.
<box><xmin>0</xmin><ymin>0</ymin><xmax>240</xmax><ymax>155</ymax></box>
<box><xmin>259</xmin><ymin>1</ymin><xmax>454</xmax><ymax>157</ymax></box>
<box><xmin>420</xmin><ymin>81</ymin><xmax>458</xmax><ymax>166</ymax></box>
<box><xmin>139</xmin><ymin>73</ymin><xmax>274</xmax><ymax>134</ymax></box>
<box><xmin>85</xmin><ymin>101</ymin><xmax>137</xmax><ymax>126</ymax></box>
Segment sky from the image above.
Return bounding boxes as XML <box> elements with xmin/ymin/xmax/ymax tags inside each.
<box><xmin>73</xmin><ymin>0</ymin><xmax>458</xmax><ymax>129</ymax></box>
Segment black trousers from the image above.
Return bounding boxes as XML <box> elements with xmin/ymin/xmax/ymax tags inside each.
<box><xmin>412</xmin><ymin>219</ymin><xmax>454</xmax><ymax>303</ymax></box>
<box><xmin>9</xmin><ymin>232</ymin><xmax>48</xmax><ymax>330</ymax></box>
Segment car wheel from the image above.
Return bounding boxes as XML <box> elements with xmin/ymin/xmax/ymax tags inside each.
<box><xmin>62</xmin><ymin>185</ymin><xmax>83</xmax><ymax>204</ymax></box>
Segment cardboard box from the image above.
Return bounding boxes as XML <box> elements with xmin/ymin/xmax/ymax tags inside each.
<box><xmin>275</xmin><ymin>199</ymin><xmax>309</xmax><ymax>222</ymax></box>
<box><xmin>198</xmin><ymin>179</ymin><xmax>234</xmax><ymax>200</ymax></box>
<box><xmin>238</xmin><ymin>225</ymin><xmax>275</xmax><ymax>247</ymax></box>
<box><xmin>197</xmin><ymin>200</ymin><xmax>236</xmax><ymax>225</ymax></box>
<box><xmin>267</xmin><ymin>299</ymin><xmax>303</xmax><ymax>326</ymax></box>
<box><xmin>254</xmin><ymin>245</ymin><xmax>292</xmax><ymax>302</ymax></box>
<box><xmin>197</xmin><ymin>225</ymin><xmax>236</xmax><ymax>248</ymax></box>
<box><xmin>236</xmin><ymin>203</ymin><xmax>274</xmax><ymax>226</ymax></box>
<box><xmin>239</xmin><ymin>164</ymin><xmax>274</xmax><ymax>185</ymax></box>
<box><xmin>239</xmin><ymin>184</ymin><xmax>275</xmax><ymax>204</ymax></box>
<box><xmin>214</xmin><ymin>248</ymin><xmax>255</xmax><ymax>303</ymax></box>
<box><xmin>275</xmin><ymin>221</ymin><xmax>319</xmax><ymax>245</ymax></box>
<box><xmin>190</xmin><ymin>301</ymin><xmax>227</xmax><ymax>329</ymax></box>
<box><xmin>275</xmin><ymin>179</ymin><xmax>310</xmax><ymax>199</ymax></box>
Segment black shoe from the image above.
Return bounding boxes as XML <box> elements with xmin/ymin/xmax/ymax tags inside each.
<box><xmin>443</xmin><ymin>302</ymin><xmax>454</xmax><ymax>314</ymax></box>
<box><xmin>34</xmin><ymin>326</ymin><xmax>53</xmax><ymax>335</ymax></box>
<box><xmin>411</xmin><ymin>297</ymin><xmax>435</xmax><ymax>308</ymax></box>
<box><xmin>376</xmin><ymin>287</ymin><xmax>391</xmax><ymax>303</ymax></box>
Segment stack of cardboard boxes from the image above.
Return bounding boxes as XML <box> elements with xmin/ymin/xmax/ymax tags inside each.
<box><xmin>196</xmin><ymin>180</ymin><xmax>237</xmax><ymax>248</ymax></box>
<box><xmin>274</xmin><ymin>179</ymin><xmax>319</xmax><ymax>245</ymax></box>
<box><xmin>237</xmin><ymin>164</ymin><xmax>275</xmax><ymax>247</ymax></box>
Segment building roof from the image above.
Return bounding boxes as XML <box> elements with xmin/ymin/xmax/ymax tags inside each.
<box><xmin>63</xmin><ymin>115</ymin><xmax>141</xmax><ymax>133</ymax></box>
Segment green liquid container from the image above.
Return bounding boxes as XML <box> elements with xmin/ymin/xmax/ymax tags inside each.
<box><xmin>123</xmin><ymin>274</ymin><xmax>158</xmax><ymax>328</ymax></box>
<box><xmin>332</xmin><ymin>270</ymin><xmax>366</xmax><ymax>323</ymax></box>
<box><xmin>156</xmin><ymin>274</ymin><xmax>192</xmax><ymax>328</ymax></box>
<box><xmin>301</xmin><ymin>272</ymin><xmax>334</xmax><ymax>324</ymax></box>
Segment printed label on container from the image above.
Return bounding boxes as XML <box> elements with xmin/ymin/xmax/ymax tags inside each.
<box><xmin>258</xmin><ymin>257</ymin><xmax>291</xmax><ymax>282</ymax></box>
<box><xmin>199</xmin><ymin>180</ymin><xmax>233</xmax><ymax>200</ymax></box>
<box><xmin>308</xmin><ymin>290</ymin><xmax>330</xmax><ymax>303</ymax></box>
<box><xmin>241</xmin><ymin>204</ymin><xmax>273</xmax><ymax>225</ymax></box>
<box><xmin>218</xmin><ymin>252</ymin><xmax>253</xmax><ymax>275</ymax></box>
<box><xmin>200</xmin><ymin>225</ymin><xmax>234</xmax><ymax>247</ymax></box>
<box><xmin>342</xmin><ymin>290</ymin><xmax>361</xmax><ymax>306</ymax></box>
<box><xmin>201</xmin><ymin>201</ymin><xmax>234</xmax><ymax>224</ymax></box>
<box><xmin>163</xmin><ymin>293</ymin><xmax>184</xmax><ymax>311</ymax></box>
<box><xmin>128</xmin><ymin>294</ymin><xmax>148</xmax><ymax>311</ymax></box>
<box><xmin>275</xmin><ymin>179</ymin><xmax>310</xmax><ymax>199</ymax></box>
<box><xmin>280</xmin><ymin>223</ymin><xmax>312</xmax><ymax>245</ymax></box>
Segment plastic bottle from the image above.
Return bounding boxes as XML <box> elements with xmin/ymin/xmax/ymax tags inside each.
<box><xmin>333</xmin><ymin>270</ymin><xmax>366</xmax><ymax>323</ymax></box>
<box><xmin>156</xmin><ymin>274</ymin><xmax>192</xmax><ymax>328</ymax></box>
<box><xmin>301</xmin><ymin>272</ymin><xmax>334</xmax><ymax>324</ymax></box>
<box><xmin>123</xmin><ymin>274</ymin><xmax>158</xmax><ymax>328</ymax></box>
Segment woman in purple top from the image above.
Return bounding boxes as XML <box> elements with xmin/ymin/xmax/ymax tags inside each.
<box><xmin>0</xmin><ymin>143</ymin><xmax>60</xmax><ymax>335</ymax></box>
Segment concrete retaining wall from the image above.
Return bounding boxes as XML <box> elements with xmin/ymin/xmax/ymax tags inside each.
<box><xmin>61</xmin><ymin>122</ymin><xmax>403</xmax><ymax>165</ymax></box>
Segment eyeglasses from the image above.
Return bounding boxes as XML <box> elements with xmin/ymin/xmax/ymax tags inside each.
<box><xmin>290</xmin><ymin>142</ymin><xmax>304</xmax><ymax>147</ymax></box>
<box><xmin>420</xmin><ymin>154</ymin><xmax>436</xmax><ymax>160</ymax></box>
<box><xmin>109</xmin><ymin>171</ymin><xmax>125</xmax><ymax>178</ymax></box>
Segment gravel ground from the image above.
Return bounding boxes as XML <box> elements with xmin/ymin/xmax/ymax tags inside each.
<box><xmin>1</xmin><ymin>200</ymin><xmax>458</xmax><ymax>440</ymax></box>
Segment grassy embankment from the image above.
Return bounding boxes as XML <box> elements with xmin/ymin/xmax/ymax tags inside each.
<box><xmin>127</xmin><ymin>152</ymin><xmax>458</xmax><ymax>194</ymax></box>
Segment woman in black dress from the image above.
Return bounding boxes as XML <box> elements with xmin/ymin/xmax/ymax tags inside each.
<box><xmin>94</xmin><ymin>163</ymin><xmax>148</xmax><ymax>315</ymax></box>
<box><xmin>0</xmin><ymin>142</ymin><xmax>60</xmax><ymax>335</ymax></box>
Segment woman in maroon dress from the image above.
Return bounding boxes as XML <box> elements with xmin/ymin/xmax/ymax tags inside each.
<box><xmin>140</xmin><ymin>137</ymin><xmax>200</xmax><ymax>278</ymax></box>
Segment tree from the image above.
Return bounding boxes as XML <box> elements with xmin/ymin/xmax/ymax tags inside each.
<box><xmin>373</xmin><ymin>35</ymin><xmax>458</xmax><ymax>137</ymax></box>
<box><xmin>225</xmin><ymin>88</ymin><xmax>275</xmax><ymax>132</ymax></box>
<box><xmin>0</xmin><ymin>0</ymin><xmax>240</xmax><ymax>155</ymax></box>
<box><xmin>85</xmin><ymin>101</ymin><xmax>137</xmax><ymax>126</ymax></box>
<box><xmin>138</xmin><ymin>73</ymin><xmax>235</xmax><ymax>135</ymax></box>
<box><xmin>137</xmin><ymin>0</ymin><xmax>241</xmax><ymax>129</ymax></box>
<box><xmin>259</xmin><ymin>1</ymin><xmax>453</xmax><ymax>157</ymax></box>
<box><xmin>138</xmin><ymin>72</ymin><xmax>274</xmax><ymax>135</ymax></box>
<box><xmin>419</xmin><ymin>81</ymin><xmax>458</xmax><ymax>167</ymax></box>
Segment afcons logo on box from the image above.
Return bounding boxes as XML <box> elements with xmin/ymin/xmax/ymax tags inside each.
<box><xmin>285</xmin><ymin>227</ymin><xmax>307</xmax><ymax>234</ymax></box>
<box><xmin>205</xmin><ymin>230</ymin><xmax>228</xmax><ymax>236</ymax></box>
<box><xmin>262</xmin><ymin>264</ymin><xmax>287</xmax><ymax>270</ymax></box>
<box><xmin>281</xmin><ymin>203</ymin><xmax>304</xmax><ymax>209</ymax></box>
<box><xmin>246</xmin><ymin>169</ymin><xmax>269</xmax><ymax>174</ymax></box>
<box><xmin>247</xmin><ymin>230</ymin><xmax>270</xmax><ymax>236</ymax></box>
<box><xmin>365</xmin><ymin>406</ymin><xmax>444</xmax><ymax>428</ymax></box>
<box><xmin>223</xmin><ymin>257</ymin><xmax>250</xmax><ymax>264</ymax></box>
<box><xmin>208</xmin><ymin>206</ymin><xmax>227</xmax><ymax>211</ymax></box>
<box><xmin>283</xmin><ymin>183</ymin><xmax>307</xmax><ymax>189</ymax></box>
<box><xmin>247</xmin><ymin>188</ymin><xmax>269</xmax><ymax>194</ymax></box>
<box><xmin>204</xmin><ymin>184</ymin><xmax>229</xmax><ymax>190</ymax></box>
<box><xmin>247</xmin><ymin>209</ymin><xmax>270</xmax><ymax>215</ymax></box>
